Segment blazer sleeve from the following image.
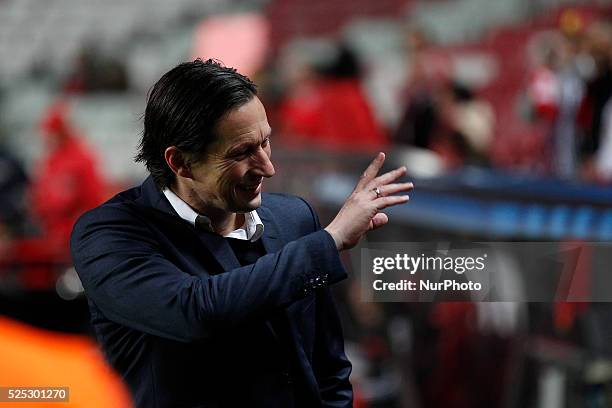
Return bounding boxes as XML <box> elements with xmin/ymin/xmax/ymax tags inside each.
<box><xmin>298</xmin><ymin>197</ymin><xmax>353</xmax><ymax>407</ymax></box>
<box><xmin>70</xmin><ymin>205</ymin><xmax>346</xmax><ymax>343</ymax></box>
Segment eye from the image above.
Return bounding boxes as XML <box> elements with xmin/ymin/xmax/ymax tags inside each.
<box><xmin>262</xmin><ymin>137</ymin><xmax>271</xmax><ymax>148</ymax></box>
<box><xmin>231</xmin><ymin>149</ymin><xmax>250</xmax><ymax>161</ymax></box>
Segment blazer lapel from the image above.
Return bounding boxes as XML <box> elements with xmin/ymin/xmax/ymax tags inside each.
<box><xmin>257</xmin><ymin>205</ymin><xmax>283</xmax><ymax>254</ymax></box>
<box><xmin>138</xmin><ymin>176</ymin><xmax>176</xmax><ymax>216</ymax></box>
<box><xmin>256</xmin><ymin>205</ymin><xmax>286</xmax><ymax>345</ymax></box>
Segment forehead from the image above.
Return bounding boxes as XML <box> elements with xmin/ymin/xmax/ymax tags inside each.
<box><xmin>214</xmin><ymin>97</ymin><xmax>271</xmax><ymax>146</ymax></box>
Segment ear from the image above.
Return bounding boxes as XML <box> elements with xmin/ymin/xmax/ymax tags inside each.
<box><xmin>164</xmin><ymin>146</ymin><xmax>193</xmax><ymax>179</ymax></box>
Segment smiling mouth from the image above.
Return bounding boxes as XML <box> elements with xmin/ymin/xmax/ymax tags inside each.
<box><xmin>238</xmin><ymin>181</ymin><xmax>262</xmax><ymax>193</ymax></box>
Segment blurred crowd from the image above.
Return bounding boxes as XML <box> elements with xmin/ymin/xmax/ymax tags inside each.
<box><xmin>3</xmin><ymin>6</ymin><xmax>612</xmax><ymax>250</ymax></box>
<box><xmin>523</xmin><ymin>9</ymin><xmax>612</xmax><ymax>182</ymax></box>
<box><xmin>265</xmin><ymin>8</ymin><xmax>612</xmax><ymax>182</ymax></box>
<box><xmin>0</xmin><ymin>100</ymin><xmax>108</xmax><ymax>288</ymax></box>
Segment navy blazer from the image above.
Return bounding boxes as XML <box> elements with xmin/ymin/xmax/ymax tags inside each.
<box><xmin>70</xmin><ymin>177</ymin><xmax>353</xmax><ymax>408</ymax></box>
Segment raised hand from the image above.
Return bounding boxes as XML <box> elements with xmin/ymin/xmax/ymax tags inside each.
<box><xmin>324</xmin><ymin>152</ymin><xmax>414</xmax><ymax>251</ymax></box>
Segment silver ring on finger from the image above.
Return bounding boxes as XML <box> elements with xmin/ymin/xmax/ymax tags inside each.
<box><xmin>373</xmin><ymin>186</ymin><xmax>382</xmax><ymax>199</ymax></box>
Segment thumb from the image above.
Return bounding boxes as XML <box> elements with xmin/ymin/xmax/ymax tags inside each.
<box><xmin>370</xmin><ymin>212</ymin><xmax>388</xmax><ymax>230</ymax></box>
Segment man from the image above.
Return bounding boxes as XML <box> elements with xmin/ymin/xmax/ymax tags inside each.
<box><xmin>71</xmin><ymin>59</ymin><xmax>413</xmax><ymax>408</ymax></box>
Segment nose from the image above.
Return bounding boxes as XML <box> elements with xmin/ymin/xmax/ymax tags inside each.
<box><xmin>252</xmin><ymin>147</ymin><xmax>275</xmax><ymax>178</ymax></box>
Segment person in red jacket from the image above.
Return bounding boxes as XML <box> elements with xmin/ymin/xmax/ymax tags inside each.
<box><xmin>30</xmin><ymin>101</ymin><xmax>107</xmax><ymax>249</ymax></box>
<box><xmin>278</xmin><ymin>44</ymin><xmax>388</xmax><ymax>152</ymax></box>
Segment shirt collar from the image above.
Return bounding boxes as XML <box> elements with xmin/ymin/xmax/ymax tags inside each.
<box><xmin>162</xmin><ymin>188</ymin><xmax>264</xmax><ymax>242</ymax></box>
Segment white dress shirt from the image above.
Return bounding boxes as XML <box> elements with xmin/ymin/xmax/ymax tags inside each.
<box><xmin>162</xmin><ymin>188</ymin><xmax>264</xmax><ymax>242</ymax></box>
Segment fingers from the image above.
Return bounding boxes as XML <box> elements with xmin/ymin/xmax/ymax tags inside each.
<box><xmin>377</xmin><ymin>182</ymin><xmax>414</xmax><ymax>197</ymax></box>
<box><xmin>374</xmin><ymin>194</ymin><xmax>410</xmax><ymax>210</ymax></box>
<box><xmin>367</xmin><ymin>166</ymin><xmax>407</xmax><ymax>191</ymax></box>
<box><xmin>355</xmin><ymin>152</ymin><xmax>385</xmax><ymax>190</ymax></box>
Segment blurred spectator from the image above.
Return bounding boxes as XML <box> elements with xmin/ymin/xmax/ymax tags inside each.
<box><xmin>525</xmin><ymin>30</ymin><xmax>564</xmax><ymax>175</ymax></box>
<box><xmin>525</xmin><ymin>25</ymin><xmax>585</xmax><ymax>179</ymax></box>
<box><xmin>553</xmin><ymin>11</ymin><xmax>588</xmax><ymax>180</ymax></box>
<box><xmin>0</xmin><ymin>143</ymin><xmax>28</xmax><ymax>237</ymax></box>
<box><xmin>29</xmin><ymin>101</ymin><xmax>108</xmax><ymax>249</ymax></box>
<box><xmin>63</xmin><ymin>47</ymin><xmax>128</xmax><ymax>94</ymax></box>
<box><xmin>577</xmin><ymin>21</ymin><xmax>612</xmax><ymax>157</ymax></box>
<box><xmin>278</xmin><ymin>42</ymin><xmax>388</xmax><ymax>151</ymax></box>
<box><xmin>436</xmin><ymin>81</ymin><xmax>495</xmax><ymax>167</ymax></box>
<box><xmin>526</xmin><ymin>31</ymin><xmax>563</xmax><ymax>124</ymax></box>
<box><xmin>577</xmin><ymin>20</ymin><xmax>612</xmax><ymax>182</ymax></box>
<box><xmin>393</xmin><ymin>29</ymin><xmax>494</xmax><ymax>170</ymax></box>
<box><xmin>394</xmin><ymin>28</ymin><xmax>449</xmax><ymax>150</ymax></box>
<box><xmin>594</xmin><ymin>95</ymin><xmax>612</xmax><ymax>181</ymax></box>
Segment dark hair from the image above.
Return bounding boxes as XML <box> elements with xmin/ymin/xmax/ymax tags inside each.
<box><xmin>318</xmin><ymin>44</ymin><xmax>361</xmax><ymax>79</ymax></box>
<box><xmin>450</xmin><ymin>81</ymin><xmax>474</xmax><ymax>102</ymax></box>
<box><xmin>135</xmin><ymin>59</ymin><xmax>257</xmax><ymax>189</ymax></box>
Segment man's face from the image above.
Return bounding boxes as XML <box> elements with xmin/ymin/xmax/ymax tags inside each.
<box><xmin>188</xmin><ymin>96</ymin><xmax>275</xmax><ymax>213</ymax></box>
